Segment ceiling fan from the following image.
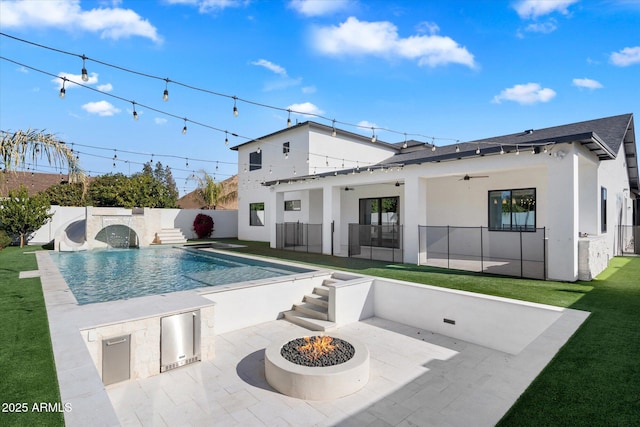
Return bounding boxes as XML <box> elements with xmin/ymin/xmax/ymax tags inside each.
<box><xmin>459</xmin><ymin>174</ymin><xmax>489</xmax><ymax>181</ymax></box>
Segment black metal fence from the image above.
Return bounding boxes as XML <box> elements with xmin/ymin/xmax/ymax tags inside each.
<box><xmin>275</xmin><ymin>222</ymin><xmax>323</xmax><ymax>253</ymax></box>
<box><xmin>617</xmin><ymin>225</ymin><xmax>640</xmax><ymax>255</ymax></box>
<box><xmin>418</xmin><ymin>226</ymin><xmax>546</xmax><ymax>279</ymax></box>
<box><xmin>348</xmin><ymin>224</ymin><xmax>404</xmax><ymax>262</ymax></box>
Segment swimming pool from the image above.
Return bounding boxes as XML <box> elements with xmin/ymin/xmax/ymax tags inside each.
<box><xmin>50</xmin><ymin>247</ymin><xmax>311</xmax><ymax>305</ymax></box>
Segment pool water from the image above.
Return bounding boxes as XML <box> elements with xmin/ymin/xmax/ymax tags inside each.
<box><xmin>50</xmin><ymin>247</ymin><xmax>311</xmax><ymax>305</ymax></box>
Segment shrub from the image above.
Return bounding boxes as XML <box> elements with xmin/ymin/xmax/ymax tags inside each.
<box><xmin>193</xmin><ymin>213</ymin><xmax>214</xmax><ymax>239</ymax></box>
<box><xmin>0</xmin><ymin>229</ymin><xmax>12</xmax><ymax>250</ymax></box>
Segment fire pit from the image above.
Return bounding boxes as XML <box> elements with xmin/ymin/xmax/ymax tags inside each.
<box><xmin>265</xmin><ymin>334</ymin><xmax>369</xmax><ymax>400</ymax></box>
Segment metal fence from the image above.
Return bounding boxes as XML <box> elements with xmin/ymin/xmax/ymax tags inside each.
<box><xmin>348</xmin><ymin>224</ymin><xmax>404</xmax><ymax>262</ymax></box>
<box><xmin>418</xmin><ymin>226</ymin><xmax>546</xmax><ymax>279</ymax></box>
<box><xmin>275</xmin><ymin>222</ymin><xmax>323</xmax><ymax>253</ymax></box>
<box><xmin>617</xmin><ymin>225</ymin><xmax>640</xmax><ymax>255</ymax></box>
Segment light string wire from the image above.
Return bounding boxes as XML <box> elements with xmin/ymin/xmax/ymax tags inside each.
<box><xmin>0</xmin><ymin>31</ymin><xmax>459</xmax><ymax>144</ymax></box>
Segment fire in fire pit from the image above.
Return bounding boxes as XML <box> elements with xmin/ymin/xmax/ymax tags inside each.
<box><xmin>281</xmin><ymin>335</ymin><xmax>355</xmax><ymax>367</ymax></box>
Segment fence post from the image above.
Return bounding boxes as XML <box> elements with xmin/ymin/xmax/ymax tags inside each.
<box><xmin>331</xmin><ymin>221</ymin><xmax>334</xmax><ymax>256</ymax></box>
<box><xmin>519</xmin><ymin>230</ymin><xmax>524</xmax><ymax>278</ymax></box>
<box><xmin>543</xmin><ymin>227</ymin><xmax>547</xmax><ymax>279</ymax></box>
<box><xmin>480</xmin><ymin>226</ymin><xmax>484</xmax><ymax>273</ymax></box>
<box><xmin>447</xmin><ymin>225</ymin><xmax>450</xmax><ymax>269</ymax></box>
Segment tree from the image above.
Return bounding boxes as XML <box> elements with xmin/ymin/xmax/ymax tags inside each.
<box><xmin>88</xmin><ymin>173</ymin><xmax>137</xmax><ymax>207</ymax></box>
<box><xmin>1</xmin><ymin>129</ymin><xmax>85</xmax><ymax>187</ymax></box>
<box><xmin>193</xmin><ymin>171</ymin><xmax>237</xmax><ymax>210</ymax></box>
<box><xmin>0</xmin><ymin>185</ymin><xmax>53</xmax><ymax>247</ymax></box>
<box><xmin>42</xmin><ymin>182</ymin><xmax>87</xmax><ymax>206</ymax></box>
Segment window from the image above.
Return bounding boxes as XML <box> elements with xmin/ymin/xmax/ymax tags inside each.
<box><xmin>358</xmin><ymin>197</ymin><xmax>400</xmax><ymax>248</ymax></box>
<box><xmin>249</xmin><ymin>151</ymin><xmax>262</xmax><ymax>171</ymax></box>
<box><xmin>282</xmin><ymin>142</ymin><xmax>290</xmax><ymax>156</ymax></box>
<box><xmin>488</xmin><ymin>188</ymin><xmax>536</xmax><ymax>231</ymax></box>
<box><xmin>601</xmin><ymin>187</ymin><xmax>607</xmax><ymax>232</ymax></box>
<box><xmin>284</xmin><ymin>200</ymin><xmax>301</xmax><ymax>211</ymax></box>
<box><xmin>249</xmin><ymin>202</ymin><xmax>264</xmax><ymax>226</ymax></box>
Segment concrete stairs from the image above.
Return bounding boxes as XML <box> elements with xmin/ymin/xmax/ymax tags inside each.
<box><xmin>154</xmin><ymin>228</ymin><xmax>187</xmax><ymax>245</ymax></box>
<box><xmin>283</xmin><ymin>280</ymin><xmax>337</xmax><ymax>331</ymax></box>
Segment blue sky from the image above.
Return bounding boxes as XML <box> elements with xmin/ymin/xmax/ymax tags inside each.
<box><xmin>1</xmin><ymin>0</ymin><xmax>639</xmax><ymax>196</ymax></box>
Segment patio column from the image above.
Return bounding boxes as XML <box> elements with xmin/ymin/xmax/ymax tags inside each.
<box><xmin>403</xmin><ymin>176</ymin><xmax>427</xmax><ymax>264</ymax></box>
<box><xmin>269</xmin><ymin>189</ymin><xmax>284</xmax><ymax>249</ymax></box>
<box><xmin>322</xmin><ymin>185</ymin><xmax>341</xmax><ymax>256</ymax></box>
<box><xmin>547</xmin><ymin>149</ymin><xmax>579</xmax><ymax>281</ymax></box>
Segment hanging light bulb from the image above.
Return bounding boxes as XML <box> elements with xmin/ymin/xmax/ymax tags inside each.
<box><xmin>402</xmin><ymin>133</ymin><xmax>408</xmax><ymax>149</ymax></box>
<box><xmin>182</xmin><ymin>118</ymin><xmax>187</xmax><ymax>135</ymax></box>
<box><xmin>233</xmin><ymin>96</ymin><xmax>238</xmax><ymax>117</ymax></box>
<box><xmin>163</xmin><ymin>78</ymin><xmax>169</xmax><ymax>101</ymax></box>
<box><xmin>225</xmin><ymin>131</ymin><xmax>229</xmax><ymax>146</ymax></box>
<box><xmin>331</xmin><ymin>119</ymin><xmax>337</xmax><ymax>137</ymax></box>
<box><xmin>531</xmin><ymin>146</ymin><xmax>536</xmax><ymax>154</ymax></box>
<box><xmin>476</xmin><ymin>146</ymin><xmax>481</xmax><ymax>155</ymax></box>
<box><xmin>257</xmin><ymin>146</ymin><xmax>261</xmax><ymax>154</ymax></box>
<box><xmin>371</xmin><ymin>127</ymin><xmax>376</xmax><ymax>143</ymax></box>
<box><xmin>287</xmin><ymin>109</ymin><xmax>291</xmax><ymax>127</ymax></box>
<box><xmin>132</xmin><ymin>102</ymin><xmax>138</xmax><ymax>120</ymax></box>
<box><xmin>500</xmin><ymin>145</ymin><xmax>505</xmax><ymax>155</ymax></box>
<box><xmin>113</xmin><ymin>150</ymin><xmax>117</xmax><ymax>161</ymax></box>
<box><xmin>59</xmin><ymin>78</ymin><xmax>66</xmax><ymax>98</ymax></box>
<box><xmin>325</xmin><ymin>156</ymin><xmax>329</xmax><ymax>167</ymax></box>
<box><xmin>455</xmin><ymin>145</ymin><xmax>460</xmax><ymax>153</ymax></box>
<box><xmin>516</xmin><ymin>145</ymin><xmax>520</xmax><ymax>155</ymax></box>
<box><xmin>185</xmin><ymin>158</ymin><xmax>189</xmax><ymax>168</ymax></box>
<box><xmin>431</xmin><ymin>144</ymin><xmax>436</xmax><ymax>152</ymax></box>
<box><xmin>81</xmin><ymin>55</ymin><xmax>89</xmax><ymax>82</ymax></box>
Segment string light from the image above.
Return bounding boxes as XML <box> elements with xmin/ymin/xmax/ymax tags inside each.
<box><xmin>455</xmin><ymin>145</ymin><xmax>460</xmax><ymax>153</ymax></box>
<box><xmin>476</xmin><ymin>145</ymin><xmax>480</xmax><ymax>155</ymax></box>
<box><xmin>371</xmin><ymin>127</ymin><xmax>376</xmax><ymax>143</ymax></box>
<box><xmin>163</xmin><ymin>78</ymin><xmax>169</xmax><ymax>101</ymax></box>
<box><xmin>331</xmin><ymin>119</ymin><xmax>337</xmax><ymax>137</ymax></box>
<box><xmin>132</xmin><ymin>102</ymin><xmax>138</xmax><ymax>120</ymax></box>
<box><xmin>402</xmin><ymin>133</ymin><xmax>408</xmax><ymax>149</ymax></box>
<box><xmin>182</xmin><ymin>118</ymin><xmax>187</xmax><ymax>134</ymax></box>
<box><xmin>59</xmin><ymin>77</ymin><xmax>66</xmax><ymax>98</ymax></box>
<box><xmin>233</xmin><ymin>96</ymin><xmax>238</xmax><ymax>117</ymax></box>
<box><xmin>81</xmin><ymin>54</ymin><xmax>89</xmax><ymax>82</ymax></box>
<box><xmin>500</xmin><ymin>145</ymin><xmax>505</xmax><ymax>155</ymax></box>
<box><xmin>287</xmin><ymin>109</ymin><xmax>291</xmax><ymax>128</ymax></box>
<box><xmin>225</xmin><ymin>131</ymin><xmax>229</xmax><ymax>146</ymax></box>
<box><xmin>257</xmin><ymin>146</ymin><xmax>261</xmax><ymax>154</ymax></box>
<box><xmin>516</xmin><ymin>145</ymin><xmax>520</xmax><ymax>155</ymax></box>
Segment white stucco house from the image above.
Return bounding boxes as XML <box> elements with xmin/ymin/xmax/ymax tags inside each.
<box><xmin>232</xmin><ymin>113</ymin><xmax>638</xmax><ymax>282</ymax></box>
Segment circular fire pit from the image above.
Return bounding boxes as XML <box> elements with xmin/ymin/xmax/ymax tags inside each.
<box><xmin>265</xmin><ymin>334</ymin><xmax>369</xmax><ymax>400</ymax></box>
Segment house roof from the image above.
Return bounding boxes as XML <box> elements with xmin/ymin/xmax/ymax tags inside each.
<box><xmin>0</xmin><ymin>171</ymin><xmax>73</xmax><ymax>197</ymax></box>
<box><xmin>262</xmin><ymin>113</ymin><xmax>638</xmax><ymax>193</ymax></box>
<box><xmin>229</xmin><ymin>120</ymin><xmax>399</xmax><ymax>151</ymax></box>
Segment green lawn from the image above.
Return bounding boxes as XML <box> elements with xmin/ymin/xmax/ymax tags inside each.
<box><xmin>1</xmin><ymin>241</ymin><xmax>638</xmax><ymax>426</ymax></box>
<box><xmin>0</xmin><ymin>246</ymin><xmax>64</xmax><ymax>427</ymax></box>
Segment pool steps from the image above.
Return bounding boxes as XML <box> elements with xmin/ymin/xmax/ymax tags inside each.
<box><xmin>154</xmin><ymin>228</ymin><xmax>188</xmax><ymax>245</ymax></box>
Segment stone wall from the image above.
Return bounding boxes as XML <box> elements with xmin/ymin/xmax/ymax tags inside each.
<box><xmin>578</xmin><ymin>235</ymin><xmax>610</xmax><ymax>280</ymax></box>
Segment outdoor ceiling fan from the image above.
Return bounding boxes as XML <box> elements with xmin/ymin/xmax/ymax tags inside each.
<box><xmin>459</xmin><ymin>174</ymin><xmax>489</xmax><ymax>181</ymax></box>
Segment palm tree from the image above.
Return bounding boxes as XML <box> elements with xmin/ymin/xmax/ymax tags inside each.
<box><xmin>1</xmin><ymin>129</ymin><xmax>85</xmax><ymax>186</ymax></box>
<box><xmin>192</xmin><ymin>171</ymin><xmax>237</xmax><ymax>210</ymax></box>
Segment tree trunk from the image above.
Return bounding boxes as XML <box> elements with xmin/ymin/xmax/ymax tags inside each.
<box><xmin>20</xmin><ymin>233</ymin><xmax>25</xmax><ymax>248</ymax></box>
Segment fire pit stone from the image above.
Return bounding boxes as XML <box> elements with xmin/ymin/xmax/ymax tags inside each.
<box><xmin>265</xmin><ymin>334</ymin><xmax>370</xmax><ymax>400</ymax></box>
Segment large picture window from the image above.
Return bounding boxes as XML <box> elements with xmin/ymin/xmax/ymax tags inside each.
<box><xmin>249</xmin><ymin>202</ymin><xmax>264</xmax><ymax>226</ymax></box>
<box><xmin>358</xmin><ymin>196</ymin><xmax>400</xmax><ymax>247</ymax></box>
<box><xmin>488</xmin><ymin>188</ymin><xmax>536</xmax><ymax>231</ymax></box>
<box><xmin>284</xmin><ymin>200</ymin><xmax>301</xmax><ymax>211</ymax></box>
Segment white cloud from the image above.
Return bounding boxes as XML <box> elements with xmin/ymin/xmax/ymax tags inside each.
<box><xmin>165</xmin><ymin>0</ymin><xmax>245</xmax><ymax>13</ymax></box>
<box><xmin>524</xmin><ymin>20</ymin><xmax>558</xmax><ymax>34</ymax></box>
<box><xmin>17</xmin><ymin>66</ymin><xmax>28</xmax><ymax>73</ymax></box>
<box><xmin>0</xmin><ymin>0</ymin><xmax>161</xmax><ymax>43</ymax></box>
<box><xmin>610</xmin><ymin>46</ymin><xmax>640</xmax><ymax>66</ymax></box>
<box><xmin>97</xmin><ymin>83</ymin><xmax>113</xmax><ymax>92</ymax></box>
<box><xmin>416</xmin><ymin>21</ymin><xmax>440</xmax><ymax>35</ymax></box>
<box><xmin>572</xmin><ymin>78</ymin><xmax>603</xmax><ymax>89</ymax></box>
<box><xmin>287</xmin><ymin>102</ymin><xmax>324</xmax><ymax>116</ymax></box>
<box><xmin>302</xmin><ymin>85</ymin><xmax>316</xmax><ymax>94</ymax></box>
<box><xmin>154</xmin><ymin>117</ymin><xmax>168</xmax><ymax>125</ymax></box>
<box><xmin>312</xmin><ymin>17</ymin><xmax>476</xmax><ymax>68</ymax></box>
<box><xmin>82</xmin><ymin>101</ymin><xmax>121</xmax><ymax>116</ymax></box>
<box><xmin>289</xmin><ymin>0</ymin><xmax>349</xmax><ymax>16</ymax></box>
<box><xmin>251</xmin><ymin>59</ymin><xmax>288</xmax><ymax>77</ymax></box>
<box><xmin>492</xmin><ymin>83</ymin><xmax>556</xmax><ymax>105</ymax></box>
<box><xmin>357</xmin><ymin>120</ymin><xmax>378</xmax><ymax>130</ymax></box>
<box><xmin>52</xmin><ymin>72</ymin><xmax>99</xmax><ymax>89</ymax></box>
<box><xmin>513</xmin><ymin>0</ymin><xmax>578</xmax><ymax>19</ymax></box>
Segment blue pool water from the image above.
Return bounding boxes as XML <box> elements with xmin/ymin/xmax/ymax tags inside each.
<box><xmin>50</xmin><ymin>247</ymin><xmax>311</xmax><ymax>305</ymax></box>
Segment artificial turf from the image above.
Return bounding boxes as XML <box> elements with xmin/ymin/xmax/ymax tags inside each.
<box><xmin>0</xmin><ymin>246</ymin><xmax>64</xmax><ymax>427</ymax></box>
